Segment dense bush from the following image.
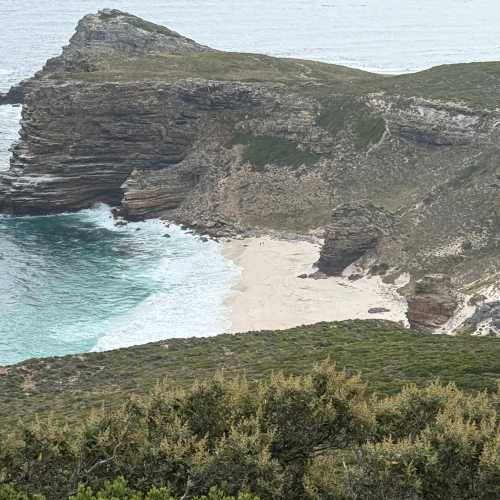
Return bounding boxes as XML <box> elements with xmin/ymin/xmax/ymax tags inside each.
<box><xmin>1</xmin><ymin>361</ymin><xmax>499</xmax><ymax>499</ymax></box>
<box><xmin>0</xmin><ymin>479</ymin><xmax>257</xmax><ymax>499</ymax></box>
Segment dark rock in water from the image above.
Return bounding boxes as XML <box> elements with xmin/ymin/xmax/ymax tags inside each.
<box><xmin>368</xmin><ymin>307</ymin><xmax>390</xmax><ymax>314</ymax></box>
<box><xmin>0</xmin><ymin>84</ymin><xmax>24</xmax><ymax>105</ymax></box>
<box><xmin>200</xmin><ymin>236</ymin><xmax>209</xmax><ymax>242</ymax></box>
<box><xmin>406</xmin><ymin>274</ymin><xmax>457</xmax><ymax>329</ymax></box>
<box><xmin>114</xmin><ymin>220</ymin><xmax>127</xmax><ymax>226</ymax></box>
<box><xmin>163</xmin><ymin>234</ymin><xmax>171</xmax><ymax>238</ymax></box>
<box><xmin>297</xmin><ymin>273</ymin><xmax>308</xmax><ymax>279</ymax></box>
<box><xmin>317</xmin><ymin>203</ymin><xmax>394</xmax><ymax>276</ymax></box>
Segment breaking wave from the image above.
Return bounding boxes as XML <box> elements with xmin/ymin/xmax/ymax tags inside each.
<box><xmin>0</xmin><ymin>204</ymin><xmax>238</xmax><ymax>364</ymax></box>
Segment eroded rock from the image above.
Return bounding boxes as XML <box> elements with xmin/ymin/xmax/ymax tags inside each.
<box><xmin>317</xmin><ymin>203</ymin><xmax>394</xmax><ymax>276</ymax></box>
<box><xmin>406</xmin><ymin>274</ymin><xmax>457</xmax><ymax>329</ymax></box>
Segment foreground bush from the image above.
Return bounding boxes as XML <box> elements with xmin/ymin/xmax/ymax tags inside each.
<box><xmin>1</xmin><ymin>361</ymin><xmax>499</xmax><ymax>499</ymax></box>
<box><xmin>0</xmin><ymin>479</ymin><xmax>258</xmax><ymax>499</ymax></box>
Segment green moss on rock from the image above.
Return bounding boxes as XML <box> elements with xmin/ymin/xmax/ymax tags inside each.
<box><xmin>231</xmin><ymin>133</ymin><xmax>320</xmax><ymax>169</ymax></box>
<box><xmin>316</xmin><ymin>97</ymin><xmax>385</xmax><ymax>147</ymax></box>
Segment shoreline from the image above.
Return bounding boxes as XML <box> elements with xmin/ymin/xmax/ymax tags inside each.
<box><xmin>222</xmin><ymin>236</ymin><xmax>408</xmax><ymax>334</ymax></box>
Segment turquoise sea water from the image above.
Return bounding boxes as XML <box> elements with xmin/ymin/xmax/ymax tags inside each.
<box><xmin>0</xmin><ymin>205</ymin><xmax>238</xmax><ymax>364</ymax></box>
<box><xmin>1</xmin><ymin>0</ymin><xmax>499</xmax><ymax>364</ymax></box>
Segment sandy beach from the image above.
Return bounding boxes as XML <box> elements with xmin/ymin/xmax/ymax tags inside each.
<box><xmin>222</xmin><ymin>236</ymin><xmax>408</xmax><ymax>333</ymax></box>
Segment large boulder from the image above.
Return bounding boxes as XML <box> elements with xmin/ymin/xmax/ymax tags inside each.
<box><xmin>317</xmin><ymin>203</ymin><xmax>394</xmax><ymax>276</ymax></box>
<box><xmin>406</xmin><ymin>274</ymin><xmax>458</xmax><ymax>329</ymax></box>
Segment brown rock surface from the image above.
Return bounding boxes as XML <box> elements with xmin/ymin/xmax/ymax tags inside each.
<box><xmin>406</xmin><ymin>274</ymin><xmax>458</xmax><ymax>329</ymax></box>
<box><xmin>317</xmin><ymin>203</ymin><xmax>394</xmax><ymax>276</ymax></box>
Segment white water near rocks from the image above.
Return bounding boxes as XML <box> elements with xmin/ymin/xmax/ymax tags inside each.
<box><xmin>1</xmin><ymin>0</ymin><xmax>499</xmax><ymax>364</ymax></box>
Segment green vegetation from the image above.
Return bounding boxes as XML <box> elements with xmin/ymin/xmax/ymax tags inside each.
<box><xmin>231</xmin><ymin>133</ymin><xmax>320</xmax><ymax>169</ymax></box>
<box><xmin>0</xmin><ymin>480</ymin><xmax>256</xmax><ymax>499</ymax></box>
<box><xmin>59</xmin><ymin>51</ymin><xmax>377</xmax><ymax>87</ymax></box>
<box><xmin>1</xmin><ymin>360</ymin><xmax>500</xmax><ymax>499</ymax></box>
<box><xmin>384</xmin><ymin>62</ymin><xmax>500</xmax><ymax>109</ymax></box>
<box><xmin>316</xmin><ymin>97</ymin><xmax>386</xmax><ymax>147</ymax></box>
<box><xmin>57</xmin><ymin>45</ymin><xmax>500</xmax><ymax>108</ymax></box>
<box><xmin>2</xmin><ymin>321</ymin><xmax>500</xmax><ymax>430</ymax></box>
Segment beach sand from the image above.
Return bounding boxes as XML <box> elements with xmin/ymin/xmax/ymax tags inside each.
<box><xmin>222</xmin><ymin>236</ymin><xmax>408</xmax><ymax>333</ymax></box>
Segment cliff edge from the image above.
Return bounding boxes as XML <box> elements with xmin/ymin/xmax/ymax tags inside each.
<box><xmin>1</xmin><ymin>10</ymin><xmax>500</xmax><ymax>333</ymax></box>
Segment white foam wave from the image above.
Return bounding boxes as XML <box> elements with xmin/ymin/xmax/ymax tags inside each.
<box><xmin>73</xmin><ymin>204</ymin><xmax>239</xmax><ymax>351</ymax></box>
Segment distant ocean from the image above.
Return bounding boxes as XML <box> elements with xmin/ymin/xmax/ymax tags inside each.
<box><xmin>1</xmin><ymin>0</ymin><xmax>499</xmax><ymax>364</ymax></box>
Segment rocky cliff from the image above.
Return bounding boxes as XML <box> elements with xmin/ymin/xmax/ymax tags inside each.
<box><xmin>1</xmin><ymin>9</ymin><xmax>500</xmax><ymax>332</ymax></box>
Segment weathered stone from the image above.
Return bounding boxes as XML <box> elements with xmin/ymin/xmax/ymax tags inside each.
<box><xmin>317</xmin><ymin>203</ymin><xmax>394</xmax><ymax>276</ymax></box>
<box><xmin>348</xmin><ymin>274</ymin><xmax>363</xmax><ymax>281</ymax></box>
<box><xmin>0</xmin><ymin>84</ymin><xmax>24</xmax><ymax>105</ymax></box>
<box><xmin>308</xmin><ymin>271</ymin><xmax>329</xmax><ymax>280</ymax></box>
<box><xmin>468</xmin><ymin>294</ymin><xmax>487</xmax><ymax>306</ymax></box>
<box><xmin>368</xmin><ymin>307</ymin><xmax>390</xmax><ymax>314</ymax></box>
<box><xmin>406</xmin><ymin>274</ymin><xmax>457</xmax><ymax>329</ymax></box>
<box><xmin>459</xmin><ymin>300</ymin><xmax>500</xmax><ymax>336</ymax></box>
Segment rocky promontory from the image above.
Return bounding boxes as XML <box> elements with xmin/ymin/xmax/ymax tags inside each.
<box><xmin>2</xmin><ymin>9</ymin><xmax>500</xmax><ymax>332</ymax></box>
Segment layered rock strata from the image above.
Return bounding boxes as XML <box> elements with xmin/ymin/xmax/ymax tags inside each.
<box><xmin>406</xmin><ymin>274</ymin><xmax>458</xmax><ymax>330</ymax></box>
<box><xmin>1</xmin><ymin>10</ymin><xmax>500</xmax><ymax>331</ymax></box>
<box><xmin>317</xmin><ymin>203</ymin><xmax>394</xmax><ymax>275</ymax></box>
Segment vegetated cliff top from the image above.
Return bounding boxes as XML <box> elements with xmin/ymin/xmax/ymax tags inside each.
<box><xmin>38</xmin><ymin>9</ymin><xmax>500</xmax><ymax>108</ymax></box>
<box><xmin>1</xmin><ymin>320</ymin><xmax>500</xmax><ymax>430</ymax></box>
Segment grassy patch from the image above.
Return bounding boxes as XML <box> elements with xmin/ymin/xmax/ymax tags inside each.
<box><xmin>231</xmin><ymin>133</ymin><xmax>320</xmax><ymax>169</ymax></box>
<box><xmin>58</xmin><ymin>51</ymin><xmax>381</xmax><ymax>87</ymax></box>
<box><xmin>55</xmin><ymin>41</ymin><xmax>500</xmax><ymax>108</ymax></box>
<box><xmin>316</xmin><ymin>97</ymin><xmax>385</xmax><ymax>147</ymax></box>
<box><xmin>353</xmin><ymin>113</ymin><xmax>386</xmax><ymax>147</ymax></box>
<box><xmin>384</xmin><ymin>62</ymin><xmax>500</xmax><ymax>108</ymax></box>
<box><xmin>1</xmin><ymin>320</ymin><xmax>500</xmax><ymax>431</ymax></box>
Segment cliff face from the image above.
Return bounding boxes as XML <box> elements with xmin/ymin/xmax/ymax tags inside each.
<box><xmin>2</xmin><ymin>10</ymin><xmax>500</xmax><ymax>331</ymax></box>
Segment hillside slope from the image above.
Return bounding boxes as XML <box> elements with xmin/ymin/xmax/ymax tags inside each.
<box><xmin>1</xmin><ymin>320</ymin><xmax>500</xmax><ymax>430</ymax></box>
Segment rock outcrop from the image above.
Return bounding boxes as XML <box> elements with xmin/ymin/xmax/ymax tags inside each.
<box><xmin>1</xmin><ymin>9</ymin><xmax>212</xmax><ymax>105</ymax></box>
<box><xmin>42</xmin><ymin>9</ymin><xmax>211</xmax><ymax>75</ymax></box>
<box><xmin>1</xmin><ymin>9</ymin><xmax>500</xmax><ymax>331</ymax></box>
<box><xmin>406</xmin><ymin>274</ymin><xmax>458</xmax><ymax>329</ymax></box>
<box><xmin>0</xmin><ymin>84</ymin><xmax>23</xmax><ymax>105</ymax></box>
<box><xmin>458</xmin><ymin>300</ymin><xmax>500</xmax><ymax>336</ymax></box>
<box><xmin>317</xmin><ymin>203</ymin><xmax>394</xmax><ymax>275</ymax></box>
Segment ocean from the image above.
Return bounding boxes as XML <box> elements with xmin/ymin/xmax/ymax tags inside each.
<box><xmin>1</xmin><ymin>0</ymin><xmax>499</xmax><ymax>364</ymax></box>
